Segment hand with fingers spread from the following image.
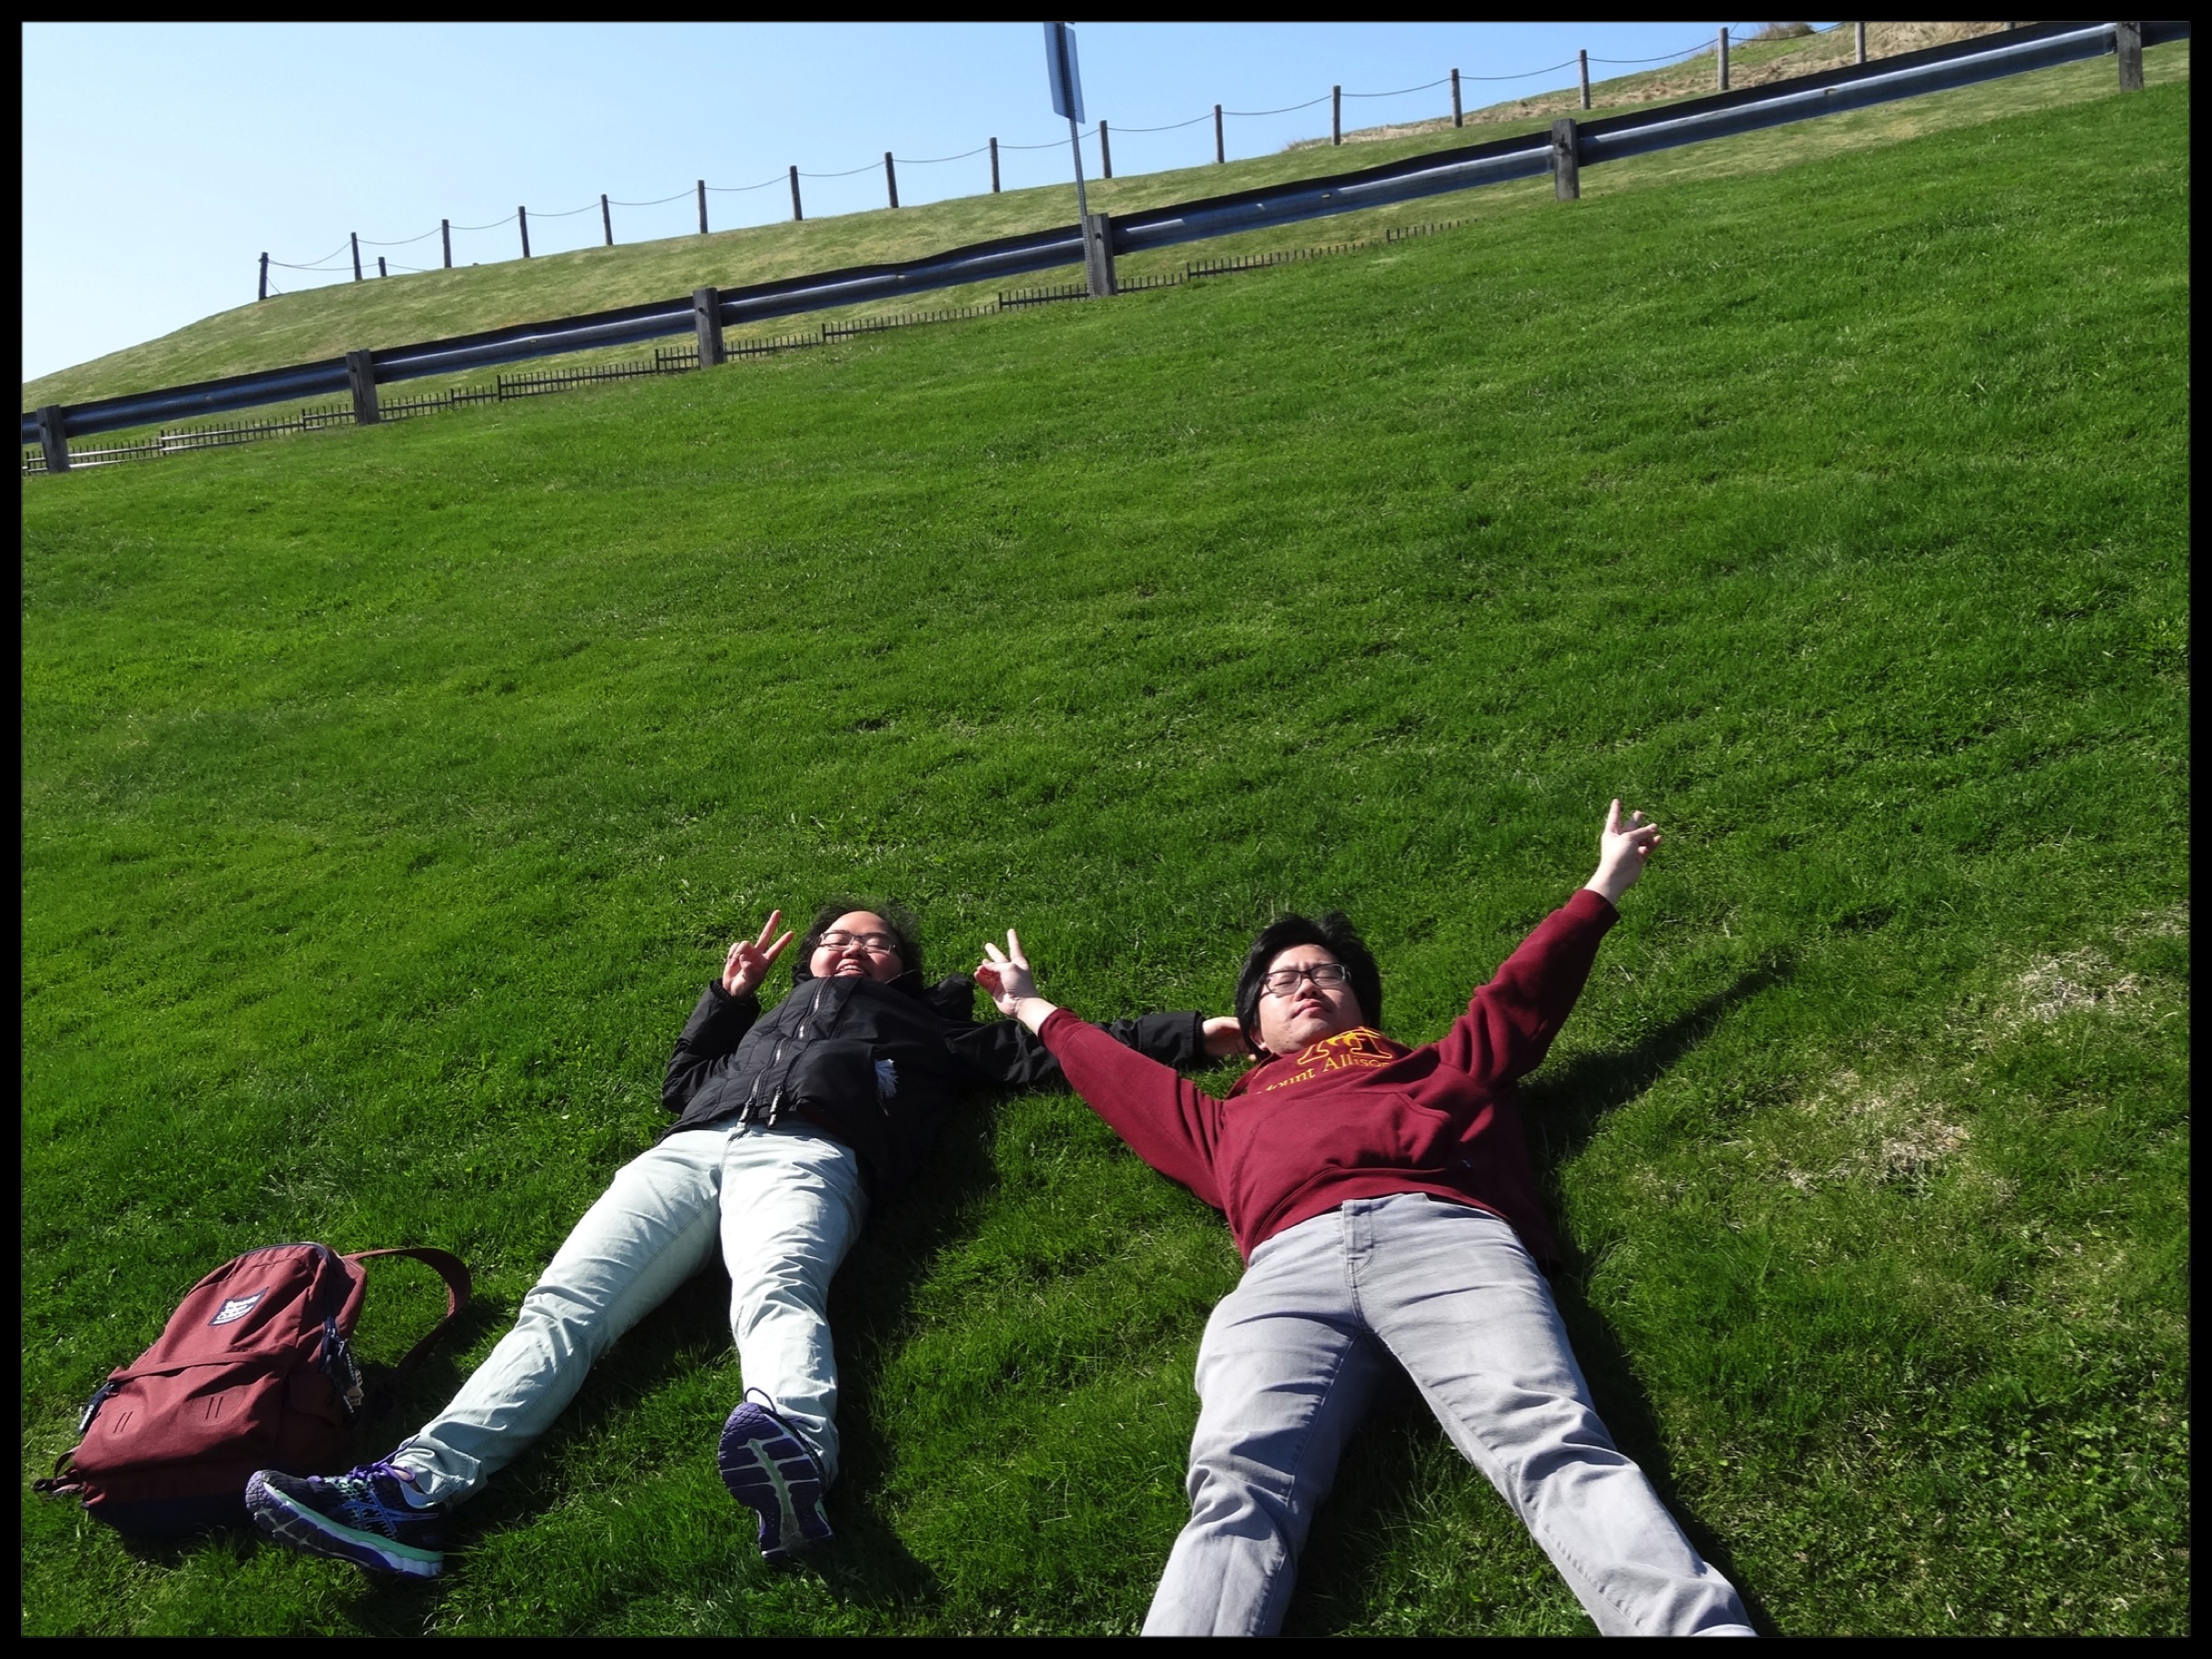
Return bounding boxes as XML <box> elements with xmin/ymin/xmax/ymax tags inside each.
<box><xmin>975</xmin><ymin>931</ymin><xmax>1059</xmax><ymax>1034</ymax></box>
<box><xmin>1583</xmin><ymin>799</ymin><xmax>1665</xmax><ymax>907</ymax></box>
<box><xmin>722</xmin><ymin>910</ymin><xmax>797</xmax><ymax>999</ymax></box>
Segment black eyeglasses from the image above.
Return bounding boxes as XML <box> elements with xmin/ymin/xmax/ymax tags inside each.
<box><xmin>818</xmin><ymin>930</ymin><xmax>899</xmax><ymax>954</ymax></box>
<box><xmin>1261</xmin><ymin>962</ymin><xmax>1349</xmax><ymax>995</ymax></box>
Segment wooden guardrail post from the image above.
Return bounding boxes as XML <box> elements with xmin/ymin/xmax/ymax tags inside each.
<box><xmin>1215</xmin><ymin>103</ymin><xmax>1226</xmax><ymax>160</ymax></box>
<box><xmin>1100</xmin><ymin>120</ymin><xmax>1112</xmax><ymax>179</ymax></box>
<box><xmin>601</xmin><ymin>194</ymin><xmax>614</xmax><ymax>246</ymax></box>
<box><xmin>693</xmin><ymin>287</ymin><xmax>726</xmax><ymax>368</ymax></box>
<box><xmin>345</xmin><ymin>351</ymin><xmax>381</xmax><ymax>425</ymax></box>
<box><xmin>1082</xmin><ymin>213</ymin><xmax>1117</xmax><ymax>299</ymax></box>
<box><xmin>990</xmin><ymin>137</ymin><xmax>1001</xmax><ymax>192</ymax></box>
<box><xmin>519</xmin><ymin>206</ymin><xmax>531</xmax><ymax>258</ymax></box>
<box><xmin>1552</xmin><ymin>119</ymin><xmax>1581</xmax><ymax>201</ymax></box>
<box><xmin>2115</xmin><ymin>21</ymin><xmax>2145</xmax><ymax>90</ymax></box>
<box><xmin>37</xmin><ymin>406</ymin><xmax>68</xmax><ymax>474</ymax></box>
<box><xmin>1579</xmin><ymin>50</ymin><xmax>1592</xmax><ymax>110</ymax></box>
<box><xmin>1451</xmin><ymin>70</ymin><xmax>1462</xmax><ymax>127</ymax></box>
<box><xmin>441</xmin><ymin>218</ymin><xmax>452</xmax><ymax>268</ymax></box>
<box><xmin>789</xmin><ymin>167</ymin><xmax>803</xmax><ymax>221</ymax></box>
<box><xmin>1719</xmin><ymin>28</ymin><xmax>1731</xmax><ymax>91</ymax></box>
<box><xmin>885</xmin><ymin>152</ymin><xmax>899</xmax><ymax>208</ymax></box>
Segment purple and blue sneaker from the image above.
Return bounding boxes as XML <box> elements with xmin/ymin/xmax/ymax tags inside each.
<box><xmin>718</xmin><ymin>1392</ymin><xmax>832</xmax><ymax>1563</ymax></box>
<box><xmin>245</xmin><ymin>1460</ymin><xmax>445</xmax><ymax>1579</ymax></box>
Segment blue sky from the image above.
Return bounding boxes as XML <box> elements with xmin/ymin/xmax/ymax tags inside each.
<box><xmin>20</xmin><ymin>22</ymin><xmax>1779</xmax><ymax>385</ymax></box>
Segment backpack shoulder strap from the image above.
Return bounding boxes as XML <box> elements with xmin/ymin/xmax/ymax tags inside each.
<box><xmin>342</xmin><ymin>1248</ymin><xmax>472</xmax><ymax>1375</ymax></box>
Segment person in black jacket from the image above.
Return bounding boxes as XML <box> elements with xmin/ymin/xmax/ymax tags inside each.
<box><xmin>247</xmin><ymin>900</ymin><xmax>1237</xmax><ymax>1580</ymax></box>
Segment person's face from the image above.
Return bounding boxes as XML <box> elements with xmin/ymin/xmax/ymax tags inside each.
<box><xmin>1253</xmin><ymin>943</ymin><xmax>1364</xmax><ymax>1056</ymax></box>
<box><xmin>811</xmin><ymin>911</ymin><xmax>906</xmax><ymax>983</ymax></box>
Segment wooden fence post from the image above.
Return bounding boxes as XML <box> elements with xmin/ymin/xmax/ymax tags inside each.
<box><xmin>378</xmin><ymin>256</ymin><xmax>387</xmax><ymax>278</ymax></box>
<box><xmin>1855</xmin><ymin>22</ymin><xmax>1867</xmax><ymax>64</ymax></box>
<box><xmin>601</xmin><ymin>194</ymin><xmax>613</xmax><ymax>246</ymax></box>
<box><xmin>789</xmin><ymin>166</ymin><xmax>802</xmax><ymax>221</ymax></box>
<box><xmin>351</xmin><ymin>233</ymin><xmax>362</xmax><ymax>282</ymax></box>
<box><xmin>1451</xmin><ymin>70</ymin><xmax>1462</xmax><ymax>126</ymax></box>
<box><xmin>1718</xmin><ymin>28</ymin><xmax>1730</xmax><ymax>91</ymax></box>
<box><xmin>697</xmin><ymin>180</ymin><xmax>707</xmax><ymax>235</ymax></box>
<box><xmin>1215</xmin><ymin>103</ymin><xmax>1225</xmax><ymax>160</ymax></box>
<box><xmin>441</xmin><ymin>218</ymin><xmax>452</xmax><ymax>267</ymax></box>
<box><xmin>1551</xmin><ymin>118</ymin><xmax>1581</xmax><ymax>201</ymax></box>
<box><xmin>1332</xmin><ymin>85</ymin><xmax>1342</xmax><ymax>144</ymax></box>
<box><xmin>2115</xmin><ymin>21</ymin><xmax>2145</xmax><ymax>91</ymax></box>
<box><xmin>1100</xmin><ymin>120</ymin><xmax>1112</xmax><ymax>179</ymax></box>
<box><xmin>693</xmin><ymin>287</ymin><xmax>726</xmax><ymax>368</ymax></box>
<box><xmin>37</xmin><ymin>405</ymin><xmax>68</xmax><ymax>475</ymax></box>
<box><xmin>1580</xmin><ymin>50</ymin><xmax>1592</xmax><ymax>109</ymax></box>
<box><xmin>258</xmin><ymin>253</ymin><xmax>269</xmax><ymax>302</ymax></box>
<box><xmin>345</xmin><ymin>351</ymin><xmax>381</xmax><ymax>425</ymax></box>
<box><xmin>518</xmin><ymin>207</ymin><xmax>531</xmax><ymax>258</ymax></box>
<box><xmin>885</xmin><ymin>152</ymin><xmax>899</xmax><ymax>207</ymax></box>
<box><xmin>990</xmin><ymin>137</ymin><xmax>1001</xmax><ymax>192</ymax></box>
<box><xmin>1082</xmin><ymin>212</ymin><xmax>1117</xmax><ymax>299</ymax></box>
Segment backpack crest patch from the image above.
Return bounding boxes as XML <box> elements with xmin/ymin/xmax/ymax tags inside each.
<box><xmin>208</xmin><ymin>1290</ymin><xmax>265</xmax><ymax>1327</ymax></box>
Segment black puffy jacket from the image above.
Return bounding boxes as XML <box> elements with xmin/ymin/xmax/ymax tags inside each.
<box><xmin>663</xmin><ymin>966</ymin><xmax>1208</xmax><ymax>1199</ymax></box>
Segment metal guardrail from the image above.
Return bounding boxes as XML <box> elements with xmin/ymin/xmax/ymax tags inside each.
<box><xmin>24</xmin><ymin>21</ymin><xmax>2186</xmax><ymax>458</ymax></box>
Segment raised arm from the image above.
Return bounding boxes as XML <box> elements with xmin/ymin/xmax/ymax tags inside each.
<box><xmin>662</xmin><ymin>911</ymin><xmax>793</xmax><ymax>1113</ymax></box>
<box><xmin>975</xmin><ymin>931</ymin><xmax>1230</xmax><ymax>1211</ymax></box>
<box><xmin>949</xmin><ymin>1006</ymin><xmax>1220</xmax><ymax>1091</ymax></box>
<box><xmin>1435</xmin><ymin>804</ymin><xmax>1655</xmax><ymax>1086</ymax></box>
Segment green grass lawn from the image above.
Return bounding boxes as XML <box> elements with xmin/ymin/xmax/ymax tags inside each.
<box><xmin>20</xmin><ymin>79</ymin><xmax>2189</xmax><ymax>1636</ymax></box>
<box><xmin>22</xmin><ymin>35</ymin><xmax>2187</xmax><ymax>411</ymax></box>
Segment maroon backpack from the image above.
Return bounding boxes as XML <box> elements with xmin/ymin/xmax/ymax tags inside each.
<box><xmin>34</xmin><ymin>1241</ymin><xmax>470</xmax><ymax>1536</ymax></box>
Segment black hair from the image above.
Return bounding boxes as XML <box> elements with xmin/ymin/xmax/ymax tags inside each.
<box><xmin>1234</xmin><ymin>911</ymin><xmax>1382</xmax><ymax>1053</ymax></box>
<box><xmin>792</xmin><ymin>899</ymin><xmax>924</xmax><ymax>986</ymax></box>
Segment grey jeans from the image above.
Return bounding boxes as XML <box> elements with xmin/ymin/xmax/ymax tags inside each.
<box><xmin>389</xmin><ymin>1122</ymin><xmax>867</xmax><ymax>1506</ymax></box>
<box><xmin>1145</xmin><ymin>1194</ymin><xmax>1753</xmax><ymax>1636</ymax></box>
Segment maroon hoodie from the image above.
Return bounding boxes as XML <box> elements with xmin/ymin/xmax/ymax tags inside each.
<box><xmin>1037</xmin><ymin>888</ymin><xmax>1618</xmax><ymax>1265</ymax></box>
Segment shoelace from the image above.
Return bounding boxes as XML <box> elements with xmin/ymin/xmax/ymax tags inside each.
<box><xmin>335</xmin><ymin>1464</ymin><xmax>417</xmax><ymax>1536</ymax></box>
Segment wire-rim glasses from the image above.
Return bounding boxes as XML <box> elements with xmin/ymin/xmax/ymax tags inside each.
<box><xmin>1261</xmin><ymin>962</ymin><xmax>1350</xmax><ymax>996</ymax></box>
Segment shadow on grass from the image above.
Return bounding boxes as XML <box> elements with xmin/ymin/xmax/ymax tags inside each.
<box><xmin>815</xmin><ymin>1102</ymin><xmax>1006</xmax><ymax>1607</ymax></box>
<box><xmin>1288</xmin><ymin>958</ymin><xmax>1793</xmax><ymax>1636</ymax></box>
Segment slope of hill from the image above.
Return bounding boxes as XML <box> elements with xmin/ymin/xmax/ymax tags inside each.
<box><xmin>21</xmin><ymin>29</ymin><xmax>2187</xmax><ymax>410</ymax></box>
<box><xmin>21</xmin><ymin>81</ymin><xmax>2188</xmax><ymax>1637</ymax></box>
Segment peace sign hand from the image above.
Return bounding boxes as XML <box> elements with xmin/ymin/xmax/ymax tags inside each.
<box><xmin>1585</xmin><ymin>800</ymin><xmax>1665</xmax><ymax>906</ymax></box>
<box><xmin>974</xmin><ymin>931</ymin><xmax>1039</xmax><ymax>1017</ymax></box>
<box><xmin>723</xmin><ymin>910</ymin><xmax>797</xmax><ymax>998</ymax></box>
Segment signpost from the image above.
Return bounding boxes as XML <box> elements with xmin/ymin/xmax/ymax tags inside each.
<box><xmin>1044</xmin><ymin>20</ymin><xmax>1113</xmax><ymax>297</ymax></box>
<box><xmin>1043</xmin><ymin>20</ymin><xmax>1089</xmax><ymax>225</ymax></box>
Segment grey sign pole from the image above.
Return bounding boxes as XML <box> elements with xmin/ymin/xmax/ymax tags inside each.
<box><xmin>1044</xmin><ymin>22</ymin><xmax>1091</xmax><ymax>228</ymax></box>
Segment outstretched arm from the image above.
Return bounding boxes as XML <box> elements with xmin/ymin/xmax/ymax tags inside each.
<box><xmin>1436</xmin><ymin>803</ymin><xmax>1655</xmax><ymax>1085</ymax></box>
<box><xmin>974</xmin><ymin>934</ymin><xmax>1243</xmax><ymax>1056</ymax></box>
<box><xmin>976</xmin><ymin>931</ymin><xmax>1229</xmax><ymax>1210</ymax></box>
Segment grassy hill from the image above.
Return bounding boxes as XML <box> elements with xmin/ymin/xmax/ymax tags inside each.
<box><xmin>21</xmin><ymin>30</ymin><xmax>2187</xmax><ymax>410</ymax></box>
<box><xmin>20</xmin><ymin>76</ymin><xmax>2189</xmax><ymax>1637</ymax></box>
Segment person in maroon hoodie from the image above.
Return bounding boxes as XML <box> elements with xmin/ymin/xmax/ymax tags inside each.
<box><xmin>974</xmin><ymin>802</ymin><xmax>1754</xmax><ymax>1637</ymax></box>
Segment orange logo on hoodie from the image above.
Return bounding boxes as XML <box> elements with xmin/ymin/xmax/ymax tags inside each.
<box><xmin>1258</xmin><ymin>1027</ymin><xmax>1400</xmax><ymax>1093</ymax></box>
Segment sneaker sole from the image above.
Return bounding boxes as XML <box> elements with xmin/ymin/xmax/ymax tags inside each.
<box><xmin>717</xmin><ymin>1415</ymin><xmax>831</xmax><ymax>1563</ymax></box>
<box><xmin>244</xmin><ymin>1472</ymin><xmax>444</xmax><ymax>1580</ymax></box>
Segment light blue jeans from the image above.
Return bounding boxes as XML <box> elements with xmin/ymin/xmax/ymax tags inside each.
<box><xmin>1145</xmin><ymin>1194</ymin><xmax>1754</xmax><ymax>1636</ymax></box>
<box><xmin>389</xmin><ymin>1122</ymin><xmax>867</xmax><ymax>1506</ymax></box>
